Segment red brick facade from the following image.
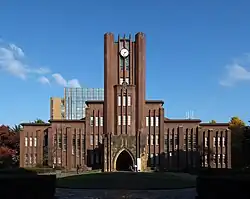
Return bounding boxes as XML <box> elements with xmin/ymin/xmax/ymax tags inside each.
<box><xmin>20</xmin><ymin>33</ymin><xmax>231</xmax><ymax>171</ymax></box>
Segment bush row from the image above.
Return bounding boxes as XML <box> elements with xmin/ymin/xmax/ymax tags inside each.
<box><xmin>0</xmin><ymin>169</ymin><xmax>56</xmax><ymax>199</ymax></box>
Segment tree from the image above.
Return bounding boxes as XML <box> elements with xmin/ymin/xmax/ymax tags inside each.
<box><xmin>229</xmin><ymin>116</ymin><xmax>245</xmax><ymax>129</ymax></box>
<box><xmin>209</xmin><ymin>120</ymin><xmax>216</xmax><ymax>124</ymax></box>
<box><xmin>33</xmin><ymin>119</ymin><xmax>45</xmax><ymax>124</ymax></box>
<box><xmin>0</xmin><ymin>125</ymin><xmax>19</xmax><ymax>168</ymax></box>
<box><xmin>10</xmin><ymin>124</ymin><xmax>22</xmax><ymax>134</ymax></box>
<box><xmin>229</xmin><ymin>117</ymin><xmax>246</xmax><ymax>168</ymax></box>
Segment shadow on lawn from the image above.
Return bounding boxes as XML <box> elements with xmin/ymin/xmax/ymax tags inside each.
<box><xmin>56</xmin><ymin>172</ymin><xmax>196</xmax><ymax>190</ymax></box>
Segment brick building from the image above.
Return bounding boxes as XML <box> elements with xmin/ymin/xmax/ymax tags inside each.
<box><xmin>20</xmin><ymin>33</ymin><xmax>231</xmax><ymax>171</ymax></box>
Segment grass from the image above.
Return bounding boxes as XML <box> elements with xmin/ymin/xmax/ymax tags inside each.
<box><xmin>57</xmin><ymin>172</ymin><xmax>196</xmax><ymax>190</ymax></box>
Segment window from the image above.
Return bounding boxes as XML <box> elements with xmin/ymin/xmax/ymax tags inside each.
<box><xmin>100</xmin><ymin>117</ymin><xmax>103</xmax><ymax>126</ymax></box>
<box><xmin>127</xmin><ymin>96</ymin><xmax>131</xmax><ymax>106</ymax></box>
<box><xmin>95</xmin><ymin>117</ymin><xmax>98</xmax><ymax>126</ymax></box>
<box><xmin>125</xmin><ymin>77</ymin><xmax>129</xmax><ymax>84</ymax></box>
<box><xmin>77</xmin><ymin>137</ymin><xmax>80</xmax><ymax>149</ymax></box>
<box><xmin>118</xmin><ymin>96</ymin><xmax>121</xmax><ymax>106</ymax></box>
<box><xmin>147</xmin><ymin>135</ymin><xmax>149</xmax><ymax>145</ymax></box>
<box><xmin>155</xmin><ymin>117</ymin><xmax>159</xmax><ymax>126</ymax></box>
<box><xmin>123</xmin><ymin>116</ymin><xmax>126</xmax><ymax>125</ymax></box>
<box><xmin>53</xmin><ymin>157</ymin><xmax>56</xmax><ymax>164</ymax></box>
<box><xmin>125</xmin><ymin>57</ymin><xmax>129</xmax><ymax>70</ymax></box>
<box><xmin>205</xmin><ymin>137</ymin><xmax>208</xmax><ymax>147</ymax></box>
<box><xmin>34</xmin><ymin>137</ymin><xmax>37</xmax><ymax>147</ymax></box>
<box><xmin>90</xmin><ymin>135</ymin><xmax>93</xmax><ymax>145</ymax></box>
<box><xmin>25</xmin><ymin>137</ymin><xmax>28</xmax><ymax>147</ymax></box>
<box><xmin>222</xmin><ymin>137</ymin><xmax>225</xmax><ymax>147</ymax></box>
<box><xmin>72</xmin><ymin>147</ymin><xmax>75</xmax><ymax>155</ymax></box>
<box><xmin>63</xmin><ymin>134</ymin><xmax>67</xmax><ymax>150</ymax></box>
<box><xmin>123</xmin><ymin>96</ymin><xmax>126</xmax><ymax>106</ymax></box>
<box><xmin>155</xmin><ymin>135</ymin><xmax>159</xmax><ymax>145</ymax></box>
<box><xmin>213</xmin><ymin>137</ymin><xmax>216</xmax><ymax>147</ymax></box>
<box><xmin>218</xmin><ymin>137</ymin><xmax>221</xmax><ymax>147</ymax></box>
<box><xmin>128</xmin><ymin>116</ymin><xmax>131</xmax><ymax>126</ymax></box>
<box><xmin>99</xmin><ymin>135</ymin><xmax>103</xmax><ymax>144</ymax></box>
<box><xmin>90</xmin><ymin>117</ymin><xmax>94</xmax><ymax>126</ymax></box>
<box><xmin>118</xmin><ymin>116</ymin><xmax>121</xmax><ymax>125</ymax></box>
<box><xmin>29</xmin><ymin>154</ymin><xmax>32</xmax><ymax>164</ymax></box>
<box><xmin>120</xmin><ymin>78</ymin><xmax>123</xmax><ymax>85</ymax></box>
<box><xmin>150</xmin><ymin>117</ymin><xmax>154</xmax><ymax>126</ymax></box>
<box><xmin>25</xmin><ymin>154</ymin><xmax>28</xmax><ymax>164</ymax></box>
<box><xmin>95</xmin><ymin>135</ymin><xmax>98</xmax><ymax>145</ymax></box>
<box><xmin>146</xmin><ymin>117</ymin><xmax>149</xmax><ymax>126</ymax></box>
<box><xmin>29</xmin><ymin>137</ymin><xmax>32</xmax><ymax>147</ymax></box>
<box><xmin>150</xmin><ymin>135</ymin><xmax>154</xmax><ymax>145</ymax></box>
<box><xmin>82</xmin><ymin>137</ymin><xmax>85</xmax><ymax>152</ymax></box>
<box><xmin>58</xmin><ymin>157</ymin><xmax>61</xmax><ymax>164</ymax></box>
<box><xmin>58</xmin><ymin>134</ymin><xmax>62</xmax><ymax>149</ymax></box>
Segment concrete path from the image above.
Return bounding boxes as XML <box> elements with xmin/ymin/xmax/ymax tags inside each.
<box><xmin>55</xmin><ymin>188</ymin><xmax>197</xmax><ymax>199</ymax></box>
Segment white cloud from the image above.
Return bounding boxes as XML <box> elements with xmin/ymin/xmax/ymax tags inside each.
<box><xmin>0</xmin><ymin>42</ymin><xmax>49</xmax><ymax>79</ymax></box>
<box><xmin>38</xmin><ymin>76</ymin><xmax>50</xmax><ymax>85</ymax></box>
<box><xmin>52</xmin><ymin>73</ymin><xmax>81</xmax><ymax>87</ymax></box>
<box><xmin>0</xmin><ymin>40</ymin><xmax>81</xmax><ymax>87</ymax></box>
<box><xmin>219</xmin><ymin>54</ymin><xmax>250</xmax><ymax>87</ymax></box>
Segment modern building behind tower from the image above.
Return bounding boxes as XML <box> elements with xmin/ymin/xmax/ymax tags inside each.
<box><xmin>50</xmin><ymin>88</ymin><xmax>104</xmax><ymax>120</ymax></box>
<box><xmin>64</xmin><ymin>87</ymin><xmax>104</xmax><ymax>119</ymax></box>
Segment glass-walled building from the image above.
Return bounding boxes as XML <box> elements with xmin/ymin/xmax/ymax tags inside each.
<box><xmin>64</xmin><ymin>88</ymin><xmax>104</xmax><ymax>119</ymax></box>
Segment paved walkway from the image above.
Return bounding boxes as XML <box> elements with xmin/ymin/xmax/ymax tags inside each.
<box><xmin>55</xmin><ymin>188</ymin><xmax>197</xmax><ymax>199</ymax></box>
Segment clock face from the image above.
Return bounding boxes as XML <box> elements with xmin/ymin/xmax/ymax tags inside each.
<box><xmin>120</xmin><ymin>48</ymin><xmax>129</xmax><ymax>58</ymax></box>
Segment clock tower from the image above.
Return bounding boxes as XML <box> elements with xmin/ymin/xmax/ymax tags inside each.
<box><xmin>103</xmin><ymin>33</ymin><xmax>146</xmax><ymax>171</ymax></box>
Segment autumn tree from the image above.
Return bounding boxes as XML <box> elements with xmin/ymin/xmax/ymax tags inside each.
<box><xmin>0</xmin><ymin>125</ymin><xmax>19</xmax><ymax>168</ymax></box>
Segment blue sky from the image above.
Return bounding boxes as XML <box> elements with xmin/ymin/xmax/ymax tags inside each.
<box><xmin>0</xmin><ymin>0</ymin><xmax>250</xmax><ymax>126</ymax></box>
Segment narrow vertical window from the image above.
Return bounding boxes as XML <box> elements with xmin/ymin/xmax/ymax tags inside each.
<box><xmin>125</xmin><ymin>77</ymin><xmax>129</xmax><ymax>84</ymax></box>
<box><xmin>34</xmin><ymin>137</ymin><xmax>37</xmax><ymax>147</ymax></box>
<box><xmin>127</xmin><ymin>96</ymin><xmax>131</xmax><ymax>106</ymax></box>
<box><xmin>95</xmin><ymin>117</ymin><xmax>98</xmax><ymax>126</ymax></box>
<box><xmin>155</xmin><ymin>117</ymin><xmax>159</xmax><ymax>126</ymax></box>
<box><xmin>95</xmin><ymin>135</ymin><xmax>98</xmax><ymax>145</ymax></box>
<box><xmin>123</xmin><ymin>96</ymin><xmax>126</xmax><ymax>106</ymax></box>
<box><xmin>150</xmin><ymin>135</ymin><xmax>154</xmax><ymax>145</ymax></box>
<box><xmin>100</xmin><ymin>117</ymin><xmax>103</xmax><ymax>126</ymax></box>
<box><xmin>120</xmin><ymin>78</ymin><xmax>123</xmax><ymax>85</ymax></box>
<box><xmin>90</xmin><ymin>135</ymin><xmax>93</xmax><ymax>146</ymax></box>
<box><xmin>213</xmin><ymin>137</ymin><xmax>216</xmax><ymax>147</ymax></box>
<box><xmin>90</xmin><ymin>117</ymin><xmax>94</xmax><ymax>126</ymax></box>
<box><xmin>127</xmin><ymin>116</ymin><xmax>131</xmax><ymax>126</ymax></box>
<box><xmin>123</xmin><ymin>116</ymin><xmax>126</xmax><ymax>125</ymax></box>
<box><xmin>146</xmin><ymin>117</ymin><xmax>149</xmax><ymax>126</ymax></box>
<box><xmin>155</xmin><ymin>135</ymin><xmax>159</xmax><ymax>145</ymax></box>
<box><xmin>25</xmin><ymin>137</ymin><xmax>28</xmax><ymax>147</ymax></box>
<box><xmin>150</xmin><ymin>117</ymin><xmax>154</xmax><ymax>127</ymax></box>
<box><xmin>118</xmin><ymin>96</ymin><xmax>121</xmax><ymax>106</ymax></box>
<box><xmin>118</xmin><ymin>116</ymin><xmax>121</xmax><ymax>126</ymax></box>
<box><xmin>222</xmin><ymin>137</ymin><xmax>225</xmax><ymax>147</ymax></box>
<box><xmin>30</xmin><ymin>137</ymin><xmax>32</xmax><ymax>147</ymax></box>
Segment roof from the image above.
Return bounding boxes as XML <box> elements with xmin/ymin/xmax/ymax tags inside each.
<box><xmin>145</xmin><ymin>100</ymin><xmax>164</xmax><ymax>105</ymax></box>
<box><xmin>20</xmin><ymin>123</ymin><xmax>51</xmax><ymax>127</ymax></box>
<box><xmin>164</xmin><ymin>118</ymin><xmax>202</xmax><ymax>123</ymax></box>
<box><xmin>85</xmin><ymin>100</ymin><xmax>104</xmax><ymax>105</ymax></box>
<box><xmin>199</xmin><ymin>123</ymin><xmax>229</xmax><ymax>127</ymax></box>
<box><xmin>48</xmin><ymin>118</ymin><xmax>85</xmax><ymax>123</ymax></box>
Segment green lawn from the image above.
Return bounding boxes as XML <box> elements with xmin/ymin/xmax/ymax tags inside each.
<box><xmin>57</xmin><ymin>172</ymin><xmax>196</xmax><ymax>189</ymax></box>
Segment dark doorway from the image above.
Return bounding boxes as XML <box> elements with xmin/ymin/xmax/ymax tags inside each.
<box><xmin>116</xmin><ymin>150</ymin><xmax>133</xmax><ymax>171</ymax></box>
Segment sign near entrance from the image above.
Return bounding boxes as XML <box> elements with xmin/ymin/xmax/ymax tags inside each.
<box><xmin>137</xmin><ymin>158</ymin><xmax>141</xmax><ymax>172</ymax></box>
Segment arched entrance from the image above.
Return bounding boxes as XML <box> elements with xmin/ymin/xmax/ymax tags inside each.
<box><xmin>115</xmin><ymin>150</ymin><xmax>134</xmax><ymax>171</ymax></box>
